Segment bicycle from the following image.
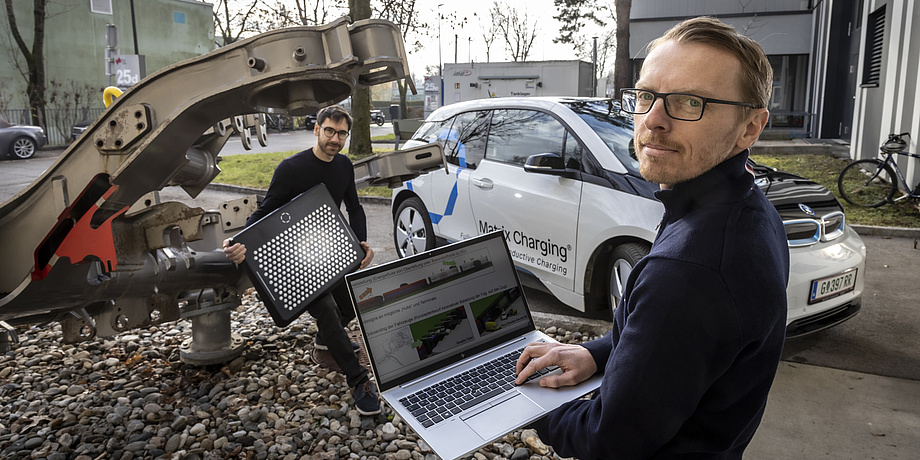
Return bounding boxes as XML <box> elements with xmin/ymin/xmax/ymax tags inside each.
<box><xmin>837</xmin><ymin>132</ymin><xmax>920</xmax><ymax>208</ymax></box>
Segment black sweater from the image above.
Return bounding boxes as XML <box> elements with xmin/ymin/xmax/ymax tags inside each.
<box><xmin>535</xmin><ymin>151</ymin><xmax>789</xmax><ymax>459</ymax></box>
<box><xmin>245</xmin><ymin>148</ymin><xmax>367</xmax><ymax>241</ymax></box>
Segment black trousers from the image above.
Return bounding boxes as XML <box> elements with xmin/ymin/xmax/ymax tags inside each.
<box><xmin>308</xmin><ymin>290</ymin><xmax>367</xmax><ymax>388</ymax></box>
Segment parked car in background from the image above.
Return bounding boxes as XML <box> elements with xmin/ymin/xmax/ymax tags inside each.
<box><xmin>391</xmin><ymin>97</ymin><xmax>866</xmax><ymax>337</ymax></box>
<box><xmin>71</xmin><ymin>119</ymin><xmax>92</xmax><ymax>140</ymax></box>
<box><xmin>0</xmin><ymin>115</ymin><xmax>47</xmax><ymax>160</ymax></box>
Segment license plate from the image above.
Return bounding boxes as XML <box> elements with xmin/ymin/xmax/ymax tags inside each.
<box><xmin>809</xmin><ymin>269</ymin><xmax>857</xmax><ymax>304</ymax></box>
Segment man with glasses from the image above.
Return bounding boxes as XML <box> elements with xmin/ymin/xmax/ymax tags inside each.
<box><xmin>515</xmin><ymin>17</ymin><xmax>789</xmax><ymax>458</ymax></box>
<box><xmin>223</xmin><ymin>105</ymin><xmax>380</xmax><ymax>415</ymax></box>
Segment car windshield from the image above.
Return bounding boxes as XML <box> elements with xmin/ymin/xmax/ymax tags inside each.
<box><xmin>561</xmin><ymin>100</ymin><xmax>639</xmax><ymax>175</ymax></box>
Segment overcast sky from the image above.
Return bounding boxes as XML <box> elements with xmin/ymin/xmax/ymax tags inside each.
<box><xmin>404</xmin><ymin>0</ymin><xmax>606</xmax><ymax>76</ymax></box>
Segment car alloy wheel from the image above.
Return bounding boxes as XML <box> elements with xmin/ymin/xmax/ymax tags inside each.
<box><xmin>394</xmin><ymin>197</ymin><xmax>435</xmax><ymax>257</ymax></box>
<box><xmin>607</xmin><ymin>242</ymin><xmax>650</xmax><ymax>318</ymax></box>
<box><xmin>11</xmin><ymin>136</ymin><xmax>36</xmax><ymax>159</ymax></box>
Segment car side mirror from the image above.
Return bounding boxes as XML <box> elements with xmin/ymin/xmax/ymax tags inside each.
<box><xmin>524</xmin><ymin>153</ymin><xmax>578</xmax><ymax>179</ymax></box>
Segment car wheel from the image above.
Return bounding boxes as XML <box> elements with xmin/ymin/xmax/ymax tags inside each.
<box><xmin>10</xmin><ymin>136</ymin><xmax>36</xmax><ymax>159</ymax></box>
<box><xmin>394</xmin><ymin>197</ymin><xmax>435</xmax><ymax>257</ymax></box>
<box><xmin>607</xmin><ymin>242</ymin><xmax>650</xmax><ymax>318</ymax></box>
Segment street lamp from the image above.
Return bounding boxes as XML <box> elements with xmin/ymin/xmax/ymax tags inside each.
<box><xmin>438</xmin><ymin>3</ymin><xmax>444</xmax><ymax>107</ymax></box>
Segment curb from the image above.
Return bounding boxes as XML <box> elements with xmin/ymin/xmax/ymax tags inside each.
<box><xmin>850</xmin><ymin>224</ymin><xmax>920</xmax><ymax>238</ymax></box>
<box><xmin>532</xmin><ymin>311</ymin><xmax>612</xmax><ymax>337</ymax></box>
<box><xmin>207</xmin><ymin>182</ymin><xmax>392</xmax><ymax>206</ymax></box>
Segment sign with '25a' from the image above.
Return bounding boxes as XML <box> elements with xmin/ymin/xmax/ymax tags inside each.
<box><xmin>112</xmin><ymin>54</ymin><xmax>147</xmax><ymax>89</ymax></box>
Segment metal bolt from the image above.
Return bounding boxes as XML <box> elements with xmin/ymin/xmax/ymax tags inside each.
<box><xmin>248</xmin><ymin>57</ymin><xmax>266</xmax><ymax>71</ymax></box>
<box><xmin>294</xmin><ymin>47</ymin><xmax>306</xmax><ymax>61</ymax></box>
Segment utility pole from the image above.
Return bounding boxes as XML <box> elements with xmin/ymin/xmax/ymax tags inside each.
<box><xmin>130</xmin><ymin>0</ymin><xmax>139</xmax><ymax>54</ymax></box>
<box><xmin>438</xmin><ymin>4</ymin><xmax>443</xmax><ymax>107</ymax></box>
<box><xmin>592</xmin><ymin>36</ymin><xmax>598</xmax><ymax>97</ymax></box>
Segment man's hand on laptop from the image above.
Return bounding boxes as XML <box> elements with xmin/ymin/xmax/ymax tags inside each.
<box><xmin>223</xmin><ymin>239</ymin><xmax>247</xmax><ymax>264</ymax></box>
<box><xmin>515</xmin><ymin>342</ymin><xmax>597</xmax><ymax>388</ymax></box>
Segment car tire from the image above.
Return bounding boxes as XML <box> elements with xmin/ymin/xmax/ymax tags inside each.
<box><xmin>10</xmin><ymin>136</ymin><xmax>36</xmax><ymax>160</ymax></box>
<box><xmin>607</xmin><ymin>242</ymin><xmax>650</xmax><ymax>318</ymax></box>
<box><xmin>394</xmin><ymin>197</ymin><xmax>436</xmax><ymax>257</ymax></box>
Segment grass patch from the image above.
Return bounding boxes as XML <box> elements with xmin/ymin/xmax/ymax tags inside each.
<box><xmin>216</xmin><ymin>151</ymin><xmax>291</xmax><ymax>189</ymax></box>
<box><xmin>215</xmin><ymin>150</ymin><xmax>919</xmax><ymax>228</ymax></box>
<box><xmin>215</xmin><ymin>148</ymin><xmax>396</xmax><ymax>198</ymax></box>
<box><xmin>751</xmin><ymin>153</ymin><xmax>920</xmax><ymax>228</ymax></box>
<box><xmin>372</xmin><ymin>133</ymin><xmax>396</xmax><ymax>142</ymax></box>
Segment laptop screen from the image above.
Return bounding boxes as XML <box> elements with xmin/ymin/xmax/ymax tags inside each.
<box><xmin>346</xmin><ymin>231</ymin><xmax>535</xmax><ymax>390</ymax></box>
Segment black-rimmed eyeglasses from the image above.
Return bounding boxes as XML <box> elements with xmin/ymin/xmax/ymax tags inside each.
<box><xmin>620</xmin><ymin>88</ymin><xmax>759</xmax><ymax>122</ymax></box>
<box><xmin>322</xmin><ymin>126</ymin><xmax>350</xmax><ymax>140</ymax></box>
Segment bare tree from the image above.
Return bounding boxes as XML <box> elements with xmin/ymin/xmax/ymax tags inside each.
<box><xmin>259</xmin><ymin>0</ymin><xmax>345</xmax><ymax>28</ymax></box>
<box><xmin>0</xmin><ymin>81</ymin><xmax>14</xmax><ymax>112</ymax></box>
<box><xmin>489</xmin><ymin>1</ymin><xmax>538</xmax><ymax>62</ymax></box>
<box><xmin>211</xmin><ymin>0</ymin><xmax>262</xmax><ymax>47</ymax></box>
<box><xmin>477</xmin><ymin>12</ymin><xmax>499</xmax><ymax>63</ymax></box>
<box><xmin>553</xmin><ymin>0</ymin><xmax>631</xmax><ymax>94</ymax></box>
<box><xmin>45</xmin><ymin>80</ymin><xmax>102</xmax><ymax>142</ymax></box>
<box><xmin>574</xmin><ymin>30</ymin><xmax>616</xmax><ymax>96</ymax></box>
<box><xmin>4</xmin><ymin>0</ymin><xmax>48</xmax><ymax>126</ymax></box>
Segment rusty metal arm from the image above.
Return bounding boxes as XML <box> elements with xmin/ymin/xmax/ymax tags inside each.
<box><xmin>0</xmin><ymin>18</ymin><xmax>411</xmax><ymax>349</ymax></box>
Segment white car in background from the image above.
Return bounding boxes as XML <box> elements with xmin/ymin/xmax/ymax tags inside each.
<box><xmin>391</xmin><ymin>97</ymin><xmax>866</xmax><ymax>337</ymax></box>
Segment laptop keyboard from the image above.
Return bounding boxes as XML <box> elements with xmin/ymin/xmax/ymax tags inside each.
<box><xmin>398</xmin><ymin>348</ymin><xmax>557</xmax><ymax>428</ymax></box>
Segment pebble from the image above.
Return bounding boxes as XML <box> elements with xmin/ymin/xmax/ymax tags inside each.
<box><xmin>0</xmin><ymin>292</ymin><xmax>596</xmax><ymax>459</ymax></box>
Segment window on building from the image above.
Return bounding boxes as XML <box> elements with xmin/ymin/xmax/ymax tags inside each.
<box><xmin>767</xmin><ymin>55</ymin><xmax>809</xmax><ymax>129</ymax></box>
<box><xmin>91</xmin><ymin>0</ymin><xmax>113</xmax><ymax>15</ymax></box>
<box><xmin>861</xmin><ymin>5</ymin><xmax>886</xmax><ymax>87</ymax></box>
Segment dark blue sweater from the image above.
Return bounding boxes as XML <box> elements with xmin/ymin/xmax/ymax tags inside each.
<box><xmin>245</xmin><ymin>148</ymin><xmax>367</xmax><ymax>241</ymax></box>
<box><xmin>535</xmin><ymin>151</ymin><xmax>789</xmax><ymax>459</ymax></box>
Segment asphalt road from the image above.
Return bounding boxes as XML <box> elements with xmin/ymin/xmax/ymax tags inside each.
<box><xmin>3</xmin><ymin>141</ymin><xmax>919</xmax><ymax>383</ymax></box>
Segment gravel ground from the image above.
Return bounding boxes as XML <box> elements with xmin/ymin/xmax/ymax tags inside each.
<box><xmin>0</xmin><ymin>292</ymin><xmax>600</xmax><ymax>460</ymax></box>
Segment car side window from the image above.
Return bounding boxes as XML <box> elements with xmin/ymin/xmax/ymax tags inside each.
<box><xmin>414</xmin><ymin>118</ymin><xmax>471</xmax><ymax>167</ymax></box>
<box><xmin>564</xmin><ymin>131</ymin><xmax>583</xmax><ymax>170</ymax></box>
<box><xmin>443</xmin><ymin>111</ymin><xmax>489</xmax><ymax>168</ymax></box>
<box><xmin>415</xmin><ymin>118</ymin><xmax>455</xmax><ymax>147</ymax></box>
<box><xmin>486</xmin><ymin>109</ymin><xmax>565</xmax><ymax>165</ymax></box>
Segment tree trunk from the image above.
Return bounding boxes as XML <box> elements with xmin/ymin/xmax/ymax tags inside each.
<box><xmin>348</xmin><ymin>0</ymin><xmax>373</xmax><ymax>156</ymax></box>
<box><xmin>5</xmin><ymin>0</ymin><xmax>47</xmax><ymax>127</ymax></box>
<box><xmin>397</xmin><ymin>80</ymin><xmax>408</xmax><ymax>120</ymax></box>
<box><xmin>614</xmin><ymin>0</ymin><xmax>631</xmax><ymax>95</ymax></box>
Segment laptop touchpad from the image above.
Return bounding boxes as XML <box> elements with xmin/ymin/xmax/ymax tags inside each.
<box><xmin>462</xmin><ymin>393</ymin><xmax>543</xmax><ymax>439</ymax></box>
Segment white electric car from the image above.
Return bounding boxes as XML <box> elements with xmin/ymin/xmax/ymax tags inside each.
<box><xmin>391</xmin><ymin>97</ymin><xmax>865</xmax><ymax>337</ymax></box>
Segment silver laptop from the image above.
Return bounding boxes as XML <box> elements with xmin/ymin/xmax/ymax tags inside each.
<box><xmin>345</xmin><ymin>231</ymin><xmax>601</xmax><ymax>460</ymax></box>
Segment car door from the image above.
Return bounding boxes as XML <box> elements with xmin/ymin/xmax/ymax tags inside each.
<box><xmin>427</xmin><ymin>111</ymin><xmax>490</xmax><ymax>242</ymax></box>
<box><xmin>469</xmin><ymin>108</ymin><xmax>581</xmax><ymax>291</ymax></box>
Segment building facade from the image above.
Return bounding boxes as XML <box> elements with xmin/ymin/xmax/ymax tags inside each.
<box><xmin>1</xmin><ymin>0</ymin><xmax>213</xmax><ymax>142</ymax></box>
<box><xmin>849</xmin><ymin>0</ymin><xmax>918</xmax><ymax>187</ymax></box>
<box><xmin>628</xmin><ymin>0</ymin><xmax>919</xmax><ymax>189</ymax></box>
<box><xmin>441</xmin><ymin>61</ymin><xmax>595</xmax><ymax>104</ymax></box>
